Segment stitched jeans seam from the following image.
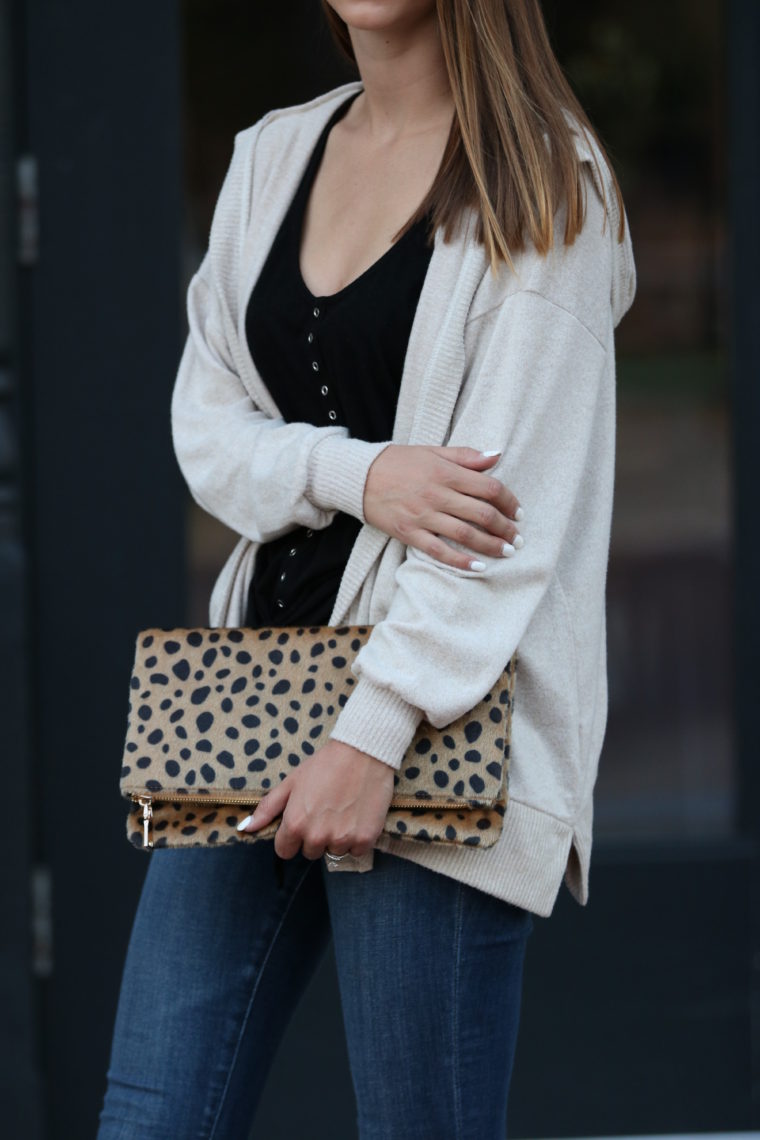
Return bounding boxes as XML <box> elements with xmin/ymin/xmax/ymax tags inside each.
<box><xmin>452</xmin><ymin>881</ymin><xmax>464</xmax><ymax>1140</ymax></box>
<box><xmin>206</xmin><ymin>860</ymin><xmax>314</xmax><ymax>1140</ymax></box>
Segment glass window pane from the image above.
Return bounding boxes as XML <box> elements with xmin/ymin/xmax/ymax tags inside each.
<box><xmin>550</xmin><ymin>0</ymin><xmax>733</xmax><ymax>840</ymax></box>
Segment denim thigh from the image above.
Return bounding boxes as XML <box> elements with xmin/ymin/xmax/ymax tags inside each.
<box><xmin>98</xmin><ymin>845</ymin><xmax>532</xmax><ymax>1140</ymax></box>
<box><xmin>324</xmin><ymin>851</ymin><xmax>533</xmax><ymax>1140</ymax></box>
<box><xmin>97</xmin><ymin>843</ymin><xmax>329</xmax><ymax>1140</ymax></box>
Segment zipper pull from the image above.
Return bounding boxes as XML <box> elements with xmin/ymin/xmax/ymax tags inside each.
<box><xmin>137</xmin><ymin>795</ymin><xmax>153</xmax><ymax>849</ymax></box>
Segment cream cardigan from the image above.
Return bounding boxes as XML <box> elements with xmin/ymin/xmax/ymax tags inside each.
<box><xmin>170</xmin><ymin>81</ymin><xmax>636</xmax><ymax>917</ymax></box>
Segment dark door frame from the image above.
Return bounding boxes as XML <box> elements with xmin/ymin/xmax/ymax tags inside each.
<box><xmin>731</xmin><ymin>0</ymin><xmax>760</xmax><ymax>1116</ymax></box>
<box><xmin>10</xmin><ymin>2</ymin><xmax>186</xmax><ymax>1136</ymax></box>
<box><xmin>1</xmin><ymin>2</ymin><xmax>43</xmax><ymax>1136</ymax></box>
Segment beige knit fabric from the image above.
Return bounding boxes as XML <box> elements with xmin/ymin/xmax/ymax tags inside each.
<box><xmin>171</xmin><ymin>81</ymin><xmax>636</xmax><ymax>917</ymax></box>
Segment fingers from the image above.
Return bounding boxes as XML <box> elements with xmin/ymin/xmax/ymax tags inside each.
<box><xmin>435</xmin><ymin>446</ymin><xmax>504</xmax><ymax>470</ymax></box>
<box><xmin>255</xmin><ymin>798</ymin><xmax>313</xmax><ymax>861</ymax></box>
<box><xmin>285</xmin><ymin>832</ymin><xmax>374</xmax><ymax>862</ymax></box>
<box><xmin>404</xmin><ymin>451</ymin><xmax>526</xmax><ymax>570</ymax></box>
<box><xmin>280</xmin><ymin>815</ymin><xmax>378</xmax><ymax>862</ymax></box>
<box><xmin>405</xmin><ymin>527</ymin><xmax>483</xmax><ymax>571</ymax></box>
<box><xmin>302</xmin><ymin>837</ymin><xmax>352</xmax><ymax>861</ymax></box>
<box><xmin>442</xmin><ymin>489</ymin><xmax>521</xmax><ymax>545</ymax></box>
<box><xmin>275</xmin><ymin>816</ymin><xmax>307</xmax><ymax>861</ymax></box>
<box><xmin>451</xmin><ymin>462</ymin><xmax>522</xmax><ymax>523</ymax></box>
<box><xmin>237</xmin><ymin>741</ymin><xmax>393</xmax><ymax>861</ymax></box>
<box><xmin>408</xmin><ymin>517</ymin><xmax>520</xmax><ymax>572</ymax></box>
<box><xmin>432</xmin><ymin>447</ymin><xmax>522</xmax><ymax>521</ymax></box>
<box><xmin>239</xmin><ymin>782</ymin><xmax>374</xmax><ymax>862</ymax></box>
<box><xmin>364</xmin><ymin>445</ymin><xmax>524</xmax><ymax>567</ymax></box>
<box><xmin>279</xmin><ymin>825</ymin><xmax>373</xmax><ymax>862</ymax></box>
<box><xmin>237</xmin><ymin>777</ymin><xmax>291</xmax><ymax>834</ymax></box>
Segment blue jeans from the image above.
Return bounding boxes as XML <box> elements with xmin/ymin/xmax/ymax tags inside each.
<box><xmin>97</xmin><ymin>844</ymin><xmax>532</xmax><ymax>1140</ymax></box>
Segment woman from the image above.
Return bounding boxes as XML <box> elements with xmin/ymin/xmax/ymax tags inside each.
<box><xmin>98</xmin><ymin>1</ymin><xmax>635</xmax><ymax>1137</ymax></box>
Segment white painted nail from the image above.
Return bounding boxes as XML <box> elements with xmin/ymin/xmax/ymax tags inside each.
<box><xmin>237</xmin><ymin>815</ymin><xmax>253</xmax><ymax>831</ymax></box>
<box><xmin>514</xmin><ymin>507</ymin><xmax>524</xmax><ymax>522</ymax></box>
<box><xmin>469</xmin><ymin>560</ymin><xmax>487</xmax><ymax>571</ymax></box>
<box><xmin>481</xmin><ymin>449</ymin><xmax>502</xmax><ymax>458</ymax></box>
<box><xmin>513</xmin><ymin>534</ymin><xmax>525</xmax><ymax>550</ymax></box>
<box><xmin>501</xmin><ymin>543</ymin><xmax>515</xmax><ymax>558</ymax></box>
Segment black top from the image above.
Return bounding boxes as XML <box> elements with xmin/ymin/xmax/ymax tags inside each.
<box><xmin>244</xmin><ymin>91</ymin><xmax>434</xmax><ymax>628</ymax></box>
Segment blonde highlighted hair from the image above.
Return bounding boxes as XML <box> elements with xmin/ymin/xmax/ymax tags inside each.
<box><xmin>321</xmin><ymin>0</ymin><xmax>626</xmax><ymax>268</ymax></box>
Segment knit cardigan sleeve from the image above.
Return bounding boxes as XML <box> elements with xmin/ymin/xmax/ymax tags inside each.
<box><xmin>170</xmin><ymin>126</ymin><xmax>391</xmax><ymax>545</ymax></box>
<box><xmin>329</xmin><ymin>255</ymin><xmax>612</xmax><ymax>769</ymax></box>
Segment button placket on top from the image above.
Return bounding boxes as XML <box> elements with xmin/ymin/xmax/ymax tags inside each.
<box><xmin>275</xmin><ymin>543</ymin><xmax>298</xmax><ymax>609</ymax></box>
<box><xmin>274</xmin><ymin>303</ymin><xmax>332</xmax><ymax>613</ymax></box>
<box><xmin>275</xmin><ymin>528</ymin><xmax>316</xmax><ymax>610</ymax></box>
<box><xmin>307</xmin><ymin>303</ymin><xmax>339</xmax><ymax>424</ymax></box>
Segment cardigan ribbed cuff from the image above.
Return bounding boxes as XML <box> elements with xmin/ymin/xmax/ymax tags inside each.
<box><xmin>306</xmin><ymin>435</ymin><xmax>393</xmax><ymax>524</ymax></box>
<box><xmin>329</xmin><ymin>675</ymin><xmax>424</xmax><ymax>770</ymax></box>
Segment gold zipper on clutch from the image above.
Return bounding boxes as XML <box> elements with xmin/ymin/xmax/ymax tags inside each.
<box><xmin>131</xmin><ymin>788</ymin><xmax>496</xmax><ymax>848</ymax></box>
<box><xmin>135</xmin><ymin>795</ymin><xmax>153</xmax><ymax>849</ymax></box>
<box><xmin>131</xmin><ymin>792</ymin><xmax>260</xmax><ymax>849</ymax></box>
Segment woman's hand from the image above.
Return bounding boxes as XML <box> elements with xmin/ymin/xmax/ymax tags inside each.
<box><xmin>363</xmin><ymin>445</ymin><xmax>524</xmax><ymax>570</ymax></box>
<box><xmin>237</xmin><ymin>740</ymin><xmax>396</xmax><ymax>860</ymax></box>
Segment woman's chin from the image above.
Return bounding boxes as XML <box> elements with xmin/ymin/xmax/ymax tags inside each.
<box><xmin>326</xmin><ymin>0</ymin><xmax>436</xmax><ymax>36</ymax></box>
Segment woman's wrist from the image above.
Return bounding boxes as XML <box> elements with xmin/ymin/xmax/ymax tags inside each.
<box><xmin>306</xmin><ymin>434</ymin><xmax>394</xmax><ymax>523</ymax></box>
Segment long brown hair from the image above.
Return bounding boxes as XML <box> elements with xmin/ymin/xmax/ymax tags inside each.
<box><xmin>320</xmin><ymin>0</ymin><xmax>626</xmax><ymax>268</ymax></box>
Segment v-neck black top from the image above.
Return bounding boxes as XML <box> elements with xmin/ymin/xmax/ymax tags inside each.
<box><xmin>243</xmin><ymin>91</ymin><xmax>434</xmax><ymax>628</ymax></box>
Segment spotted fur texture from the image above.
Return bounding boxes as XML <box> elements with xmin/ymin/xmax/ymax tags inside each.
<box><xmin>121</xmin><ymin>626</ymin><xmax>515</xmax><ymax>851</ymax></box>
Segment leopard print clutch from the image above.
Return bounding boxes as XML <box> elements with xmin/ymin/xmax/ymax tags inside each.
<box><xmin>120</xmin><ymin>625</ymin><xmax>516</xmax><ymax>852</ymax></box>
